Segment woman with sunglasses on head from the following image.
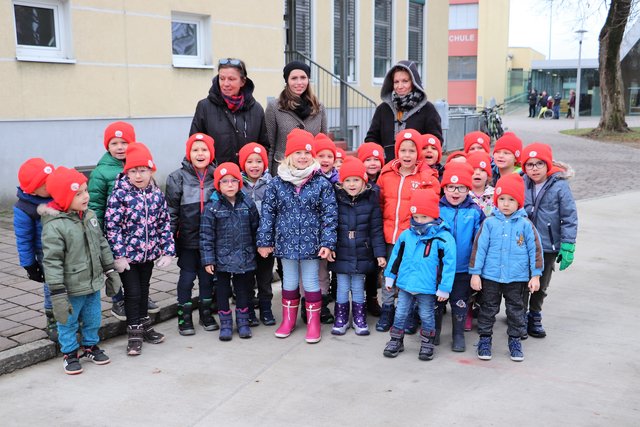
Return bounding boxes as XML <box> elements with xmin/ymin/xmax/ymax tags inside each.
<box><xmin>190</xmin><ymin>58</ymin><xmax>269</xmax><ymax>165</ymax></box>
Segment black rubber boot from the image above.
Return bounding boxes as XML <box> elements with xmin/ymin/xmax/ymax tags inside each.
<box><xmin>177</xmin><ymin>303</ymin><xmax>195</xmax><ymax>336</ymax></box>
<box><xmin>199</xmin><ymin>298</ymin><xmax>220</xmax><ymax>331</ymax></box>
<box><xmin>451</xmin><ymin>312</ymin><xmax>466</xmax><ymax>352</ymax></box>
<box><xmin>320</xmin><ymin>294</ymin><xmax>334</xmax><ymax>324</ymax></box>
<box><xmin>433</xmin><ymin>303</ymin><xmax>444</xmax><ymax>346</ymax></box>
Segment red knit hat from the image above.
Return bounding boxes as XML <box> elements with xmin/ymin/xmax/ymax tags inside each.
<box><xmin>422</xmin><ymin>134</ymin><xmax>442</xmax><ymax>163</ymax></box>
<box><xmin>409</xmin><ymin>189</ymin><xmax>440</xmax><ymax>219</ymax></box>
<box><xmin>466</xmin><ymin>152</ymin><xmax>492</xmax><ymax>177</ymax></box>
<box><xmin>285</xmin><ymin>129</ymin><xmax>316</xmax><ymax>157</ymax></box>
<box><xmin>494</xmin><ymin>173</ymin><xmax>525</xmax><ymax>208</ymax></box>
<box><xmin>463</xmin><ymin>131</ymin><xmax>491</xmax><ymax>153</ymax></box>
<box><xmin>18</xmin><ymin>158</ymin><xmax>54</xmax><ymax>194</ymax></box>
<box><xmin>520</xmin><ymin>142</ymin><xmax>553</xmax><ymax>175</ymax></box>
<box><xmin>442</xmin><ymin>162</ymin><xmax>474</xmax><ymax>189</ymax></box>
<box><xmin>46</xmin><ymin>166</ymin><xmax>88</xmax><ymax>212</ymax></box>
<box><xmin>186</xmin><ymin>133</ymin><xmax>215</xmax><ymax>162</ymax></box>
<box><xmin>394</xmin><ymin>129</ymin><xmax>423</xmax><ymax>158</ymax></box>
<box><xmin>493</xmin><ymin>132</ymin><xmax>523</xmax><ymax>159</ymax></box>
<box><xmin>335</xmin><ymin>147</ymin><xmax>346</xmax><ymax>161</ymax></box>
<box><xmin>214</xmin><ymin>162</ymin><xmax>243</xmax><ymax>191</ymax></box>
<box><xmin>339</xmin><ymin>157</ymin><xmax>368</xmax><ymax>183</ymax></box>
<box><xmin>103</xmin><ymin>121</ymin><xmax>136</xmax><ymax>150</ymax></box>
<box><xmin>124</xmin><ymin>143</ymin><xmax>156</xmax><ymax>172</ymax></box>
<box><xmin>314</xmin><ymin>133</ymin><xmax>336</xmax><ymax>158</ymax></box>
<box><xmin>239</xmin><ymin>142</ymin><xmax>268</xmax><ymax>172</ymax></box>
<box><xmin>445</xmin><ymin>151</ymin><xmax>467</xmax><ymax>164</ymax></box>
<box><xmin>357</xmin><ymin>142</ymin><xmax>385</xmax><ymax>166</ymax></box>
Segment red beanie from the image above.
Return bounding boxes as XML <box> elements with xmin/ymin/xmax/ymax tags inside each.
<box><xmin>357</xmin><ymin>142</ymin><xmax>385</xmax><ymax>166</ymax></box>
<box><xmin>493</xmin><ymin>132</ymin><xmax>523</xmax><ymax>159</ymax></box>
<box><xmin>394</xmin><ymin>129</ymin><xmax>423</xmax><ymax>158</ymax></box>
<box><xmin>46</xmin><ymin>167</ymin><xmax>88</xmax><ymax>212</ymax></box>
<box><xmin>214</xmin><ymin>162</ymin><xmax>243</xmax><ymax>191</ymax></box>
<box><xmin>103</xmin><ymin>121</ymin><xmax>136</xmax><ymax>150</ymax></box>
<box><xmin>285</xmin><ymin>129</ymin><xmax>316</xmax><ymax>157</ymax></box>
<box><xmin>339</xmin><ymin>157</ymin><xmax>368</xmax><ymax>183</ymax></box>
<box><xmin>335</xmin><ymin>147</ymin><xmax>346</xmax><ymax>161</ymax></box>
<box><xmin>442</xmin><ymin>162</ymin><xmax>474</xmax><ymax>189</ymax></box>
<box><xmin>124</xmin><ymin>143</ymin><xmax>156</xmax><ymax>172</ymax></box>
<box><xmin>520</xmin><ymin>142</ymin><xmax>553</xmax><ymax>175</ymax></box>
<box><xmin>466</xmin><ymin>152</ymin><xmax>492</xmax><ymax>177</ymax></box>
<box><xmin>422</xmin><ymin>134</ymin><xmax>442</xmax><ymax>163</ymax></box>
<box><xmin>445</xmin><ymin>151</ymin><xmax>467</xmax><ymax>165</ymax></box>
<box><xmin>463</xmin><ymin>131</ymin><xmax>491</xmax><ymax>154</ymax></box>
<box><xmin>18</xmin><ymin>158</ymin><xmax>54</xmax><ymax>194</ymax></box>
<box><xmin>186</xmin><ymin>133</ymin><xmax>215</xmax><ymax>162</ymax></box>
<box><xmin>314</xmin><ymin>133</ymin><xmax>336</xmax><ymax>158</ymax></box>
<box><xmin>409</xmin><ymin>189</ymin><xmax>440</xmax><ymax>219</ymax></box>
<box><xmin>239</xmin><ymin>142</ymin><xmax>268</xmax><ymax>172</ymax></box>
<box><xmin>494</xmin><ymin>173</ymin><xmax>525</xmax><ymax>208</ymax></box>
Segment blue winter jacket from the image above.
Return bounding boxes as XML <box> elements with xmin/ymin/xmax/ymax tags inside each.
<box><xmin>439</xmin><ymin>195</ymin><xmax>485</xmax><ymax>273</ymax></box>
<box><xmin>13</xmin><ymin>188</ymin><xmax>51</xmax><ymax>267</ymax></box>
<box><xmin>241</xmin><ymin>171</ymin><xmax>272</xmax><ymax>217</ymax></box>
<box><xmin>384</xmin><ymin>219</ymin><xmax>456</xmax><ymax>298</ymax></box>
<box><xmin>200</xmin><ymin>190</ymin><xmax>260</xmax><ymax>273</ymax></box>
<box><xmin>257</xmin><ymin>171</ymin><xmax>338</xmax><ymax>260</ymax></box>
<box><xmin>523</xmin><ymin>167</ymin><xmax>578</xmax><ymax>253</ymax></box>
<box><xmin>330</xmin><ymin>185</ymin><xmax>386</xmax><ymax>275</ymax></box>
<box><xmin>469</xmin><ymin>208</ymin><xmax>544</xmax><ymax>283</ymax></box>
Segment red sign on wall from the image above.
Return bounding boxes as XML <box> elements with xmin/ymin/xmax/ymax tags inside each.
<box><xmin>448</xmin><ymin>29</ymin><xmax>478</xmax><ymax>56</ymax></box>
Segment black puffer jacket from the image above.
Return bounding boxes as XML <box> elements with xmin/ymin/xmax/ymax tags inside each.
<box><xmin>190</xmin><ymin>76</ymin><xmax>268</xmax><ymax>165</ymax></box>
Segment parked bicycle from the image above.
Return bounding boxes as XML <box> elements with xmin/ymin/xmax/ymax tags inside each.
<box><xmin>479</xmin><ymin>104</ymin><xmax>505</xmax><ymax>141</ymax></box>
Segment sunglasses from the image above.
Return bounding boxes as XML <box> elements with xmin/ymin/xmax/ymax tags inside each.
<box><xmin>219</xmin><ymin>58</ymin><xmax>242</xmax><ymax>66</ymax></box>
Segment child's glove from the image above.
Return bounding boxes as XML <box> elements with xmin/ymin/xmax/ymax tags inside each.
<box><xmin>105</xmin><ymin>271</ymin><xmax>122</xmax><ymax>297</ymax></box>
<box><xmin>556</xmin><ymin>242</ymin><xmax>575</xmax><ymax>271</ymax></box>
<box><xmin>51</xmin><ymin>290</ymin><xmax>72</xmax><ymax>325</ymax></box>
<box><xmin>24</xmin><ymin>263</ymin><xmax>44</xmax><ymax>283</ymax></box>
<box><xmin>114</xmin><ymin>258</ymin><xmax>130</xmax><ymax>273</ymax></box>
<box><xmin>156</xmin><ymin>255</ymin><xmax>173</xmax><ymax>268</ymax></box>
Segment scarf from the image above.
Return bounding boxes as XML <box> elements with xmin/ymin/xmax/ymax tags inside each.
<box><xmin>278</xmin><ymin>161</ymin><xmax>320</xmax><ymax>188</ymax></box>
<box><xmin>410</xmin><ymin>217</ymin><xmax>440</xmax><ymax>235</ymax></box>
<box><xmin>222</xmin><ymin>93</ymin><xmax>245</xmax><ymax>113</ymax></box>
<box><xmin>292</xmin><ymin>96</ymin><xmax>312</xmax><ymax>120</ymax></box>
<box><xmin>392</xmin><ymin>90</ymin><xmax>423</xmax><ymax>113</ymax></box>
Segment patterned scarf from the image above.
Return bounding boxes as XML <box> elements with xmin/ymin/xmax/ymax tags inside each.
<box><xmin>392</xmin><ymin>90</ymin><xmax>423</xmax><ymax>113</ymax></box>
<box><xmin>222</xmin><ymin>93</ymin><xmax>245</xmax><ymax>112</ymax></box>
<box><xmin>278</xmin><ymin>161</ymin><xmax>320</xmax><ymax>188</ymax></box>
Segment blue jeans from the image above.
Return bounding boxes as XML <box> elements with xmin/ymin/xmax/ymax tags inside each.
<box><xmin>281</xmin><ymin>259</ymin><xmax>320</xmax><ymax>293</ymax></box>
<box><xmin>392</xmin><ymin>289</ymin><xmax>436</xmax><ymax>332</ymax></box>
<box><xmin>57</xmin><ymin>291</ymin><xmax>102</xmax><ymax>354</ymax></box>
<box><xmin>336</xmin><ymin>273</ymin><xmax>365</xmax><ymax>304</ymax></box>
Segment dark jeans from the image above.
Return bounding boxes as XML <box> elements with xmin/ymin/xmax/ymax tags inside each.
<box><xmin>365</xmin><ymin>269</ymin><xmax>379</xmax><ymax>300</ymax></box>
<box><xmin>523</xmin><ymin>252</ymin><xmax>556</xmax><ymax>313</ymax></box>
<box><xmin>477</xmin><ymin>278</ymin><xmax>526</xmax><ymax>338</ymax></box>
<box><xmin>437</xmin><ymin>272</ymin><xmax>472</xmax><ymax>319</ymax></box>
<box><xmin>120</xmin><ymin>261</ymin><xmax>154</xmax><ymax>325</ymax></box>
<box><xmin>216</xmin><ymin>271</ymin><xmax>253</xmax><ymax>312</ymax></box>
<box><xmin>176</xmin><ymin>248</ymin><xmax>214</xmax><ymax>304</ymax></box>
<box><xmin>528</xmin><ymin>104</ymin><xmax>536</xmax><ymax>117</ymax></box>
<box><xmin>254</xmin><ymin>253</ymin><xmax>274</xmax><ymax>302</ymax></box>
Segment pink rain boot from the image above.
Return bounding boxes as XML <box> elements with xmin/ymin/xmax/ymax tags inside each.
<box><xmin>305</xmin><ymin>300</ymin><xmax>322</xmax><ymax>343</ymax></box>
<box><xmin>464</xmin><ymin>304</ymin><xmax>473</xmax><ymax>331</ymax></box>
<box><xmin>275</xmin><ymin>298</ymin><xmax>299</xmax><ymax>338</ymax></box>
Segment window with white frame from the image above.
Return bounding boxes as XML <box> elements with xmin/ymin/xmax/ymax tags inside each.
<box><xmin>13</xmin><ymin>0</ymin><xmax>74</xmax><ymax>62</ymax></box>
<box><xmin>171</xmin><ymin>12</ymin><xmax>212</xmax><ymax>68</ymax></box>
<box><xmin>408</xmin><ymin>1</ymin><xmax>424</xmax><ymax>75</ymax></box>
<box><xmin>449</xmin><ymin>3</ymin><xmax>478</xmax><ymax>30</ymax></box>
<box><xmin>333</xmin><ymin>0</ymin><xmax>356</xmax><ymax>82</ymax></box>
<box><xmin>374</xmin><ymin>0</ymin><xmax>393</xmax><ymax>80</ymax></box>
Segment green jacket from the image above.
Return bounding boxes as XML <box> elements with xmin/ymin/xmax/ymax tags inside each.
<box><xmin>40</xmin><ymin>206</ymin><xmax>115</xmax><ymax>297</ymax></box>
<box><xmin>88</xmin><ymin>152</ymin><xmax>124</xmax><ymax>227</ymax></box>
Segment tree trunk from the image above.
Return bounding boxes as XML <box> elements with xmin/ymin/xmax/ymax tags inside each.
<box><xmin>596</xmin><ymin>0</ymin><xmax>632</xmax><ymax>133</ymax></box>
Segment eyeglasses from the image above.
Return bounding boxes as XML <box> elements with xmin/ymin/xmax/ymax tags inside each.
<box><xmin>525</xmin><ymin>161</ymin><xmax>546</xmax><ymax>170</ymax></box>
<box><xmin>444</xmin><ymin>185</ymin><xmax>469</xmax><ymax>194</ymax></box>
<box><xmin>127</xmin><ymin>168</ymin><xmax>152</xmax><ymax>176</ymax></box>
<box><xmin>219</xmin><ymin>178</ymin><xmax>240</xmax><ymax>185</ymax></box>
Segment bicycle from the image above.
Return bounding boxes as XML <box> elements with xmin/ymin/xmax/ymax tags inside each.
<box><xmin>479</xmin><ymin>104</ymin><xmax>504</xmax><ymax>141</ymax></box>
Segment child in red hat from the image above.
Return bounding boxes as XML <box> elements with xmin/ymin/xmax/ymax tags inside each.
<box><xmin>357</xmin><ymin>142</ymin><xmax>385</xmax><ymax>183</ymax></box>
<box><xmin>382</xmin><ymin>189</ymin><xmax>456</xmax><ymax>361</ymax></box>
<box><xmin>463</xmin><ymin>131</ymin><xmax>491</xmax><ymax>154</ymax></box>
<box><xmin>14</xmin><ymin>158</ymin><xmax>57</xmax><ymax>340</ymax></box>
<box><xmin>422</xmin><ymin>133</ymin><xmax>445</xmax><ymax>179</ymax></box>
<box><xmin>467</xmin><ymin>151</ymin><xmax>495</xmax><ymax>217</ymax></box>
<box><xmin>491</xmin><ymin>132</ymin><xmax>523</xmax><ymax>186</ymax></box>
<box><xmin>469</xmin><ymin>173</ymin><xmax>543</xmax><ymax>362</ymax></box>
<box><xmin>41</xmin><ymin>166</ymin><xmax>122</xmax><ymax>374</ymax></box>
<box><xmin>165</xmin><ymin>133</ymin><xmax>217</xmax><ymax>336</ymax></box>
<box><xmin>201</xmin><ymin>162</ymin><xmax>260</xmax><ymax>341</ymax></box>
<box><xmin>104</xmin><ymin>143</ymin><xmax>175</xmax><ymax>356</ymax></box>
<box><xmin>334</xmin><ymin>147</ymin><xmax>346</xmax><ymax>170</ymax></box>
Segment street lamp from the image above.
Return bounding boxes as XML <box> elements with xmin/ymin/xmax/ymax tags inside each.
<box><xmin>575</xmin><ymin>29</ymin><xmax>587</xmax><ymax>130</ymax></box>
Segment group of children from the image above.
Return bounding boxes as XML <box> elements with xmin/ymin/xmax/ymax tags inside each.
<box><xmin>13</xmin><ymin>121</ymin><xmax>577</xmax><ymax>375</ymax></box>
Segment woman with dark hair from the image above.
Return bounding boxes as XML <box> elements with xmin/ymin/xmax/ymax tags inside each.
<box><xmin>266</xmin><ymin>60</ymin><xmax>327</xmax><ymax>172</ymax></box>
<box><xmin>190</xmin><ymin>58</ymin><xmax>268</xmax><ymax>165</ymax></box>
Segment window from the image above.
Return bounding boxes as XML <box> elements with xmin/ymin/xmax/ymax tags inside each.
<box><xmin>293</xmin><ymin>0</ymin><xmax>312</xmax><ymax>58</ymax></box>
<box><xmin>408</xmin><ymin>1</ymin><xmax>424</xmax><ymax>74</ymax></box>
<box><xmin>171</xmin><ymin>12</ymin><xmax>212</xmax><ymax>68</ymax></box>
<box><xmin>448</xmin><ymin>56</ymin><xmax>477</xmax><ymax>80</ymax></box>
<box><xmin>333</xmin><ymin>0</ymin><xmax>357</xmax><ymax>82</ymax></box>
<box><xmin>374</xmin><ymin>0</ymin><xmax>393</xmax><ymax>80</ymax></box>
<box><xmin>449</xmin><ymin>4</ymin><xmax>478</xmax><ymax>30</ymax></box>
<box><xmin>13</xmin><ymin>0</ymin><xmax>74</xmax><ymax>62</ymax></box>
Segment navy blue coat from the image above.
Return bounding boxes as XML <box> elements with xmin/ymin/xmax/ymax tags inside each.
<box><xmin>330</xmin><ymin>186</ymin><xmax>386</xmax><ymax>274</ymax></box>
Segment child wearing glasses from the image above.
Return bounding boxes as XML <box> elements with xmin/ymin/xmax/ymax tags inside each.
<box><xmin>200</xmin><ymin>162</ymin><xmax>260</xmax><ymax>341</ymax></box>
<box><xmin>105</xmin><ymin>143</ymin><xmax>175</xmax><ymax>356</ymax></box>
<box><xmin>520</xmin><ymin>143</ymin><xmax>578</xmax><ymax>339</ymax></box>
<box><xmin>437</xmin><ymin>162</ymin><xmax>485</xmax><ymax>351</ymax></box>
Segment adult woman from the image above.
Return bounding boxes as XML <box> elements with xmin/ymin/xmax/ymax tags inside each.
<box><xmin>190</xmin><ymin>58</ymin><xmax>268</xmax><ymax>165</ymax></box>
<box><xmin>266</xmin><ymin>60</ymin><xmax>327</xmax><ymax>171</ymax></box>
<box><xmin>365</xmin><ymin>60</ymin><xmax>442</xmax><ymax>162</ymax></box>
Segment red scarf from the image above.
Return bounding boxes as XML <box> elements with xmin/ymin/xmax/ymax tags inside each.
<box><xmin>222</xmin><ymin>93</ymin><xmax>244</xmax><ymax>113</ymax></box>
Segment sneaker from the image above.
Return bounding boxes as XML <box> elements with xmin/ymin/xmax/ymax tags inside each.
<box><xmin>476</xmin><ymin>336</ymin><xmax>492</xmax><ymax>361</ymax></box>
<box><xmin>80</xmin><ymin>345</ymin><xmax>111</xmax><ymax>365</ymax></box>
<box><xmin>147</xmin><ymin>297</ymin><xmax>160</xmax><ymax>314</ymax></box>
<box><xmin>63</xmin><ymin>351</ymin><xmax>83</xmax><ymax>375</ymax></box>
<box><xmin>110</xmin><ymin>300</ymin><xmax>126</xmax><ymax>321</ymax></box>
<box><xmin>508</xmin><ymin>336</ymin><xmax>524</xmax><ymax>362</ymax></box>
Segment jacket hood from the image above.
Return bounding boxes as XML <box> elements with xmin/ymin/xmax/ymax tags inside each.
<box><xmin>493</xmin><ymin>207</ymin><xmax>528</xmax><ymax>221</ymax></box>
<box><xmin>548</xmin><ymin>160</ymin><xmax>575</xmax><ymax>179</ymax></box>
<box><xmin>380</xmin><ymin>60</ymin><xmax>425</xmax><ymax>101</ymax></box>
<box><xmin>16</xmin><ymin>187</ymin><xmax>52</xmax><ymax>204</ymax></box>
<box><xmin>207</xmin><ymin>75</ymin><xmax>257</xmax><ymax>111</ymax></box>
<box><xmin>439</xmin><ymin>194</ymin><xmax>477</xmax><ymax>210</ymax></box>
